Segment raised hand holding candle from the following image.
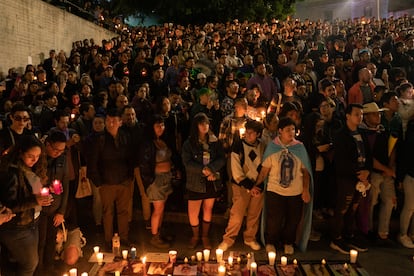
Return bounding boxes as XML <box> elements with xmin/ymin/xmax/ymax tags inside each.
<box><xmin>281</xmin><ymin>256</ymin><xmax>287</xmax><ymax>266</ymax></box>
<box><xmin>268</xmin><ymin>251</ymin><xmax>276</xmax><ymax>266</ymax></box>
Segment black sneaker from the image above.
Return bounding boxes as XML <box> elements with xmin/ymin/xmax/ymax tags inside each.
<box><xmin>330</xmin><ymin>239</ymin><xmax>352</xmax><ymax>254</ymax></box>
<box><xmin>346</xmin><ymin>237</ymin><xmax>368</xmax><ymax>252</ymax></box>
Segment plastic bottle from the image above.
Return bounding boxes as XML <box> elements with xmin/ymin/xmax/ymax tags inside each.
<box><xmin>112</xmin><ymin>233</ymin><xmax>121</xmax><ymax>257</ymax></box>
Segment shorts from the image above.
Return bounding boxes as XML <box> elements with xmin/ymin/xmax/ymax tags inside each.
<box><xmin>146</xmin><ymin>172</ymin><xmax>173</xmax><ymax>202</ymax></box>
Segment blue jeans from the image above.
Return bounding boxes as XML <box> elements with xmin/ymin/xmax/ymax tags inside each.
<box><xmin>0</xmin><ymin>224</ymin><xmax>39</xmax><ymax>276</ymax></box>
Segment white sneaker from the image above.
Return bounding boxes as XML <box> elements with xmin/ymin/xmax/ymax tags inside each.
<box><xmin>218</xmin><ymin>241</ymin><xmax>230</xmax><ymax>251</ymax></box>
<box><xmin>399</xmin><ymin>235</ymin><xmax>414</xmax><ymax>248</ymax></box>
<box><xmin>244</xmin><ymin>240</ymin><xmax>261</xmax><ymax>251</ymax></box>
<box><xmin>284</xmin><ymin>244</ymin><xmax>294</xmax><ymax>255</ymax></box>
<box><xmin>265</xmin><ymin>244</ymin><xmax>276</xmax><ymax>253</ymax></box>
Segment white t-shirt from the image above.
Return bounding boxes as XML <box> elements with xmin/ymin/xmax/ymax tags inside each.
<box><xmin>262</xmin><ymin>148</ymin><xmax>304</xmax><ymax>196</ymax></box>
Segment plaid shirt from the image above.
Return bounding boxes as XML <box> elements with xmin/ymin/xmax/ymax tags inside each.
<box><xmin>218</xmin><ymin>114</ymin><xmax>249</xmax><ymax>152</ymax></box>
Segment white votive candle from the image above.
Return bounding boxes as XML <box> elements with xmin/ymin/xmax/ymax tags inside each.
<box><xmin>228</xmin><ymin>256</ymin><xmax>233</xmax><ymax>265</ymax></box>
<box><xmin>115</xmin><ymin>271</ymin><xmax>120</xmax><ymax>276</ymax></box>
<box><xmin>350</xmin><ymin>250</ymin><xmax>358</xmax><ymax>264</ymax></box>
<box><xmin>218</xmin><ymin>265</ymin><xmax>226</xmax><ymax>276</ymax></box>
<box><xmin>169</xmin><ymin>250</ymin><xmax>177</xmax><ymax>263</ymax></box>
<box><xmin>281</xmin><ymin>256</ymin><xmax>287</xmax><ymax>266</ymax></box>
<box><xmin>130</xmin><ymin>247</ymin><xmax>137</xmax><ymax>259</ymax></box>
<box><xmin>268</xmin><ymin>251</ymin><xmax>276</xmax><ymax>266</ymax></box>
<box><xmin>93</xmin><ymin>246</ymin><xmax>100</xmax><ymax>254</ymax></box>
<box><xmin>293</xmin><ymin>259</ymin><xmax>298</xmax><ymax>265</ymax></box>
<box><xmin>97</xmin><ymin>252</ymin><xmax>104</xmax><ymax>265</ymax></box>
<box><xmin>122</xmin><ymin>250</ymin><xmax>128</xmax><ymax>259</ymax></box>
<box><xmin>203</xmin><ymin>249</ymin><xmax>210</xmax><ymax>262</ymax></box>
<box><xmin>196</xmin><ymin>252</ymin><xmax>203</xmax><ymax>262</ymax></box>
<box><xmin>81</xmin><ymin>273</ymin><xmax>88</xmax><ymax>276</ymax></box>
<box><xmin>250</xmin><ymin>262</ymin><xmax>257</xmax><ymax>276</ymax></box>
<box><xmin>216</xmin><ymin>248</ymin><xmax>223</xmax><ymax>263</ymax></box>
<box><xmin>69</xmin><ymin>268</ymin><xmax>77</xmax><ymax>276</ymax></box>
<box><xmin>321</xmin><ymin>259</ymin><xmax>326</xmax><ymax>265</ymax></box>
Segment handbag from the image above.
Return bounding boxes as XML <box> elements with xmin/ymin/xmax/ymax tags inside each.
<box><xmin>75</xmin><ymin>175</ymin><xmax>92</xmax><ymax>198</ymax></box>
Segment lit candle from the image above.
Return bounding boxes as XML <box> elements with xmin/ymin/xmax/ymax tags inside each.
<box><xmin>63</xmin><ymin>274</ymin><xmax>69</xmax><ymax>276</ymax></box>
<box><xmin>228</xmin><ymin>256</ymin><xmax>233</xmax><ymax>266</ymax></box>
<box><xmin>261</xmin><ymin>111</ymin><xmax>266</xmax><ymax>119</ymax></box>
<box><xmin>250</xmin><ymin>262</ymin><xmax>257</xmax><ymax>276</ymax></box>
<box><xmin>216</xmin><ymin>249</ymin><xmax>223</xmax><ymax>263</ymax></box>
<box><xmin>196</xmin><ymin>252</ymin><xmax>203</xmax><ymax>262</ymax></box>
<box><xmin>169</xmin><ymin>250</ymin><xmax>177</xmax><ymax>263</ymax></box>
<box><xmin>191</xmin><ymin>255</ymin><xmax>196</xmax><ymax>262</ymax></box>
<box><xmin>93</xmin><ymin>246</ymin><xmax>100</xmax><ymax>254</ymax></box>
<box><xmin>218</xmin><ymin>265</ymin><xmax>226</xmax><ymax>276</ymax></box>
<box><xmin>268</xmin><ymin>251</ymin><xmax>276</xmax><ymax>266</ymax></box>
<box><xmin>293</xmin><ymin>259</ymin><xmax>298</xmax><ymax>266</ymax></box>
<box><xmin>237</xmin><ymin>257</ymin><xmax>241</xmax><ymax>263</ymax></box>
<box><xmin>122</xmin><ymin>250</ymin><xmax>128</xmax><ymax>260</ymax></box>
<box><xmin>52</xmin><ymin>179</ymin><xmax>62</xmax><ymax>195</ymax></box>
<box><xmin>130</xmin><ymin>247</ymin><xmax>136</xmax><ymax>259</ymax></box>
<box><xmin>321</xmin><ymin>259</ymin><xmax>326</xmax><ymax>265</ymax></box>
<box><xmin>115</xmin><ymin>272</ymin><xmax>120</xmax><ymax>276</ymax></box>
<box><xmin>69</xmin><ymin>268</ymin><xmax>77</xmax><ymax>276</ymax></box>
<box><xmin>239</xmin><ymin>127</ymin><xmax>246</xmax><ymax>138</ymax></box>
<box><xmin>344</xmin><ymin>263</ymin><xmax>349</xmax><ymax>270</ymax></box>
<box><xmin>350</xmin><ymin>250</ymin><xmax>358</xmax><ymax>264</ymax></box>
<box><xmin>203</xmin><ymin>249</ymin><xmax>210</xmax><ymax>262</ymax></box>
<box><xmin>97</xmin><ymin>253</ymin><xmax>103</xmax><ymax>265</ymax></box>
<box><xmin>184</xmin><ymin>257</ymin><xmax>189</xmax><ymax>264</ymax></box>
<box><xmin>81</xmin><ymin>273</ymin><xmax>88</xmax><ymax>276</ymax></box>
<box><xmin>281</xmin><ymin>256</ymin><xmax>287</xmax><ymax>266</ymax></box>
<box><xmin>142</xmin><ymin>256</ymin><xmax>147</xmax><ymax>265</ymax></box>
<box><xmin>71</xmin><ymin>113</ymin><xmax>76</xmax><ymax>120</ymax></box>
<box><xmin>40</xmin><ymin>187</ymin><xmax>50</xmax><ymax>196</ymax></box>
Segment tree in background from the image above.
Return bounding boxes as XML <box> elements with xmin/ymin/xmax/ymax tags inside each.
<box><xmin>111</xmin><ymin>0</ymin><xmax>299</xmax><ymax>25</ymax></box>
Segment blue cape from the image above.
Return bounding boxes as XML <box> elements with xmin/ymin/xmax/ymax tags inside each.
<box><xmin>260</xmin><ymin>139</ymin><xmax>314</xmax><ymax>252</ymax></box>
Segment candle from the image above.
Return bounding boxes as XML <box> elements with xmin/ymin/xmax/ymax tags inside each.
<box><xmin>130</xmin><ymin>247</ymin><xmax>136</xmax><ymax>259</ymax></box>
<box><xmin>142</xmin><ymin>256</ymin><xmax>147</xmax><ymax>265</ymax></box>
<box><xmin>93</xmin><ymin>246</ymin><xmax>100</xmax><ymax>254</ymax></box>
<box><xmin>344</xmin><ymin>263</ymin><xmax>349</xmax><ymax>270</ymax></box>
<box><xmin>350</xmin><ymin>250</ymin><xmax>358</xmax><ymax>264</ymax></box>
<box><xmin>196</xmin><ymin>252</ymin><xmax>203</xmax><ymax>262</ymax></box>
<box><xmin>97</xmin><ymin>253</ymin><xmax>103</xmax><ymax>265</ymax></box>
<box><xmin>228</xmin><ymin>256</ymin><xmax>233</xmax><ymax>266</ymax></box>
<box><xmin>250</xmin><ymin>262</ymin><xmax>257</xmax><ymax>276</ymax></box>
<box><xmin>268</xmin><ymin>251</ymin><xmax>276</xmax><ymax>266</ymax></box>
<box><xmin>115</xmin><ymin>272</ymin><xmax>120</xmax><ymax>276</ymax></box>
<box><xmin>239</xmin><ymin>127</ymin><xmax>246</xmax><ymax>138</ymax></box>
<box><xmin>69</xmin><ymin>268</ymin><xmax>77</xmax><ymax>276</ymax></box>
<box><xmin>203</xmin><ymin>249</ymin><xmax>210</xmax><ymax>262</ymax></box>
<box><xmin>169</xmin><ymin>250</ymin><xmax>177</xmax><ymax>263</ymax></box>
<box><xmin>63</xmin><ymin>274</ymin><xmax>69</xmax><ymax>276</ymax></box>
<box><xmin>191</xmin><ymin>255</ymin><xmax>196</xmax><ymax>262</ymax></box>
<box><xmin>71</xmin><ymin>113</ymin><xmax>76</xmax><ymax>120</ymax></box>
<box><xmin>184</xmin><ymin>257</ymin><xmax>189</xmax><ymax>264</ymax></box>
<box><xmin>237</xmin><ymin>257</ymin><xmax>241</xmax><ymax>263</ymax></box>
<box><xmin>81</xmin><ymin>273</ymin><xmax>88</xmax><ymax>276</ymax></box>
<box><xmin>261</xmin><ymin>111</ymin><xmax>266</xmax><ymax>119</ymax></box>
<box><xmin>281</xmin><ymin>256</ymin><xmax>287</xmax><ymax>266</ymax></box>
<box><xmin>40</xmin><ymin>187</ymin><xmax>50</xmax><ymax>196</ymax></box>
<box><xmin>218</xmin><ymin>265</ymin><xmax>226</xmax><ymax>276</ymax></box>
<box><xmin>122</xmin><ymin>250</ymin><xmax>128</xmax><ymax>260</ymax></box>
<box><xmin>293</xmin><ymin>259</ymin><xmax>298</xmax><ymax>266</ymax></box>
<box><xmin>216</xmin><ymin>249</ymin><xmax>223</xmax><ymax>263</ymax></box>
<box><xmin>321</xmin><ymin>259</ymin><xmax>326</xmax><ymax>265</ymax></box>
<box><xmin>52</xmin><ymin>179</ymin><xmax>63</xmax><ymax>195</ymax></box>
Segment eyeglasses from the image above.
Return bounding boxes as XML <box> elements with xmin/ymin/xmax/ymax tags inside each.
<box><xmin>48</xmin><ymin>143</ymin><xmax>66</xmax><ymax>154</ymax></box>
<box><xmin>13</xmin><ymin>116</ymin><xmax>30</xmax><ymax>122</ymax></box>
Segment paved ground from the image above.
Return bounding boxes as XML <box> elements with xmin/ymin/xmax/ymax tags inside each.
<box><xmin>49</xmin><ymin>209</ymin><xmax>414</xmax><ymax>276</ymax></box>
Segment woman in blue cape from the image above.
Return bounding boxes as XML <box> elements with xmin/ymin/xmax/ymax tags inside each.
<box><xmin>253</xmin><ymin>117</ymin><xmax>313</xmax><ymax>254</ymax></box>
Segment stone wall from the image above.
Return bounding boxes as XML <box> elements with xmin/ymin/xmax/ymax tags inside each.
<box><xmin>0</xmin><ymin>0</ymin><xmax>117</xmax><ymax>75</ymax></box>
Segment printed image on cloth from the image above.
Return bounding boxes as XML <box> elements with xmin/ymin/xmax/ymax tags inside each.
<box><xmin>279</xmin><ymin>149</ymin><xmax>295</xmax><ymax>188</ymax></box>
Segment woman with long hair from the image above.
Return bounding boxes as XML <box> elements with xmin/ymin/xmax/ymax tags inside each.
<box><xmin>139</xmin><ymin>115</ymin><xmax>173</xmax><ymax>248</ymax></box>
<box><xmin>181</xmin><ymin>113</ymin><xmax>226</xmax><ymax>249</ymax></box>
<box><xmin>0</xmin><ymin>135</ymin><xmax>49</xmax><ymax>276</ymax></box>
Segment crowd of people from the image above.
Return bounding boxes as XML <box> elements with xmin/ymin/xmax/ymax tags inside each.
<box><xmin>1</xmin><ymin>13</ymin><xmax>414</xmax><ymax>275</ymax></box>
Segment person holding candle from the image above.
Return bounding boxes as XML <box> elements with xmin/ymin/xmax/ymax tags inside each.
<box><xmin>0</xmin><ymin>135</ymin><xmax>49</xmax><ymax>276</ymax></box>
<box><xmin>255</xmin><ymin>117</ymin><xmax>313</xmax><ymax>255</ymax></box>
<box><xmin>37</xmin><ymin>131</ymin><xmax>70</xmax><ymax>274</ymax></box>
<box><xmin>182</xmin><ymin>113</ymin><xmax>226</xmax><ymax>249</ymax></box>
<box><xmin>218</xmin><ymin>120</ymin><xmax>265</xmax><ymax>252</ymax></box>
<box><xmin>138</xmin><ymin>115</ymin><xmax>173</xmax><ymax>248</ymax></box>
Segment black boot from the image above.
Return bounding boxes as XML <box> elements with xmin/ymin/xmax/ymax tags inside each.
<box><xmin>201</xmin><ymin>221</ymin><xmax>212</xmax><ymax>249</ymax></box>
<box><xmin>188</xmin><ymin>225</ymin><xmax>200</xmax><ymax>249</ymax></box>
